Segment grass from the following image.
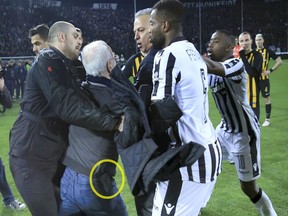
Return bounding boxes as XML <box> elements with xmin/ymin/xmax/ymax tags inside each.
<box><xmin>0</xmin><ymin>60</ymin><xmax>288</xmax><ymax>216</ymax></box>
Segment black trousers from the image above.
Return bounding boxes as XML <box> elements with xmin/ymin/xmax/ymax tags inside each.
<box><xmin>9</xmin><ymin>156</ymin><xmax>60</xmax><ymax>216</ymax></box>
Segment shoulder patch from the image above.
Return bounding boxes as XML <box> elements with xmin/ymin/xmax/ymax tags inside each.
<box><xmin>41</xmin><ymin>49</ymin><xmax>60</xmax><ymax>60</ymax></box>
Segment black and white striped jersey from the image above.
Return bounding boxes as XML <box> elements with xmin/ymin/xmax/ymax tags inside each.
<box><xmin>152</xmin><ymin>39</ymin><xmax>221</xmax><ymax>183</ymax></box>
<box><xmin>209</xmin><ymin>57</ymin><xmax>260</xmax><ymax>134</ymax></box>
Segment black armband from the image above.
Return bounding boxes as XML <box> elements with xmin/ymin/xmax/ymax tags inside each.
<box><xmin>269</xmin><ymin>68</ymin><xmax>274</xmax><ymax>73</ymax></box>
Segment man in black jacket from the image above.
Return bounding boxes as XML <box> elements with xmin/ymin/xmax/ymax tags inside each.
<box><xmin>9</xmin><ymin>21</ymin><xmax>122</xmax><ymax>216</ymax></box>
<box><xmin>59</xmin><ymin>40</ymin><xmax>127</xmax><ymax>216</ymax></box>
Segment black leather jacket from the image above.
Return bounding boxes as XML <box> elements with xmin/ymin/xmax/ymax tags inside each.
<box><xmin>9</xmin><ymin>47</ymin><xmax>120</xmax><ymax>162</ymax></box>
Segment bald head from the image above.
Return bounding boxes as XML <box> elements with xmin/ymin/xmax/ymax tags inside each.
<box><xmin>48</xmin><ymin>21</ymin><xmax>82</xmax><ymax>60</ymax></box>
<box><xmin>48</xmin><ymin>21</ymin><xmax>74</xmax><ymax>44</ymax></box>
<box><xmin>238</xmin><ymin>31</ymin><xmax>253</xmax><ymax>53</ymax></box>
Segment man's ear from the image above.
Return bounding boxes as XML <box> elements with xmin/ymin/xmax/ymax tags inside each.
<box><xmin>163</xmin><ymin>20</ymin><xmax>170</xmax><ymax>32</ymax></box>
<box><xmin>106</xmin><ymin>59</ymin><xmax>114</xmax><ymax>73</ymax></box>
<box><xmin>57</xmin><ymin>32</ymin><xmax>65</xmax><ymax>42</ymax></box>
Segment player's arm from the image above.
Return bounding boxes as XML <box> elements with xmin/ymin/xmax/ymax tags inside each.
<box><xmin>239</xmin><ymin>50</ymin><xmax>261</xmax><ymax>77</ymax></box>
<box><xmin>262</xmin><ymin>54</ymin><xmax>283</xmax><ymax>76</ymax></box>
<box><xmin>203</xmin><ymin>57</ymin><xmax>244</xmax><ymax>77</ymax></box>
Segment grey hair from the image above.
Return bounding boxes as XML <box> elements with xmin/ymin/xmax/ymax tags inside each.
<box><xmin>81</xmin><ymin>40</ymin><xmax>113</xmax><ymax>77</ymax></box>
<box><xmin>135</xmin><ymin>8</ymin><xmax>152</xmax><ymax>19</ymax></box>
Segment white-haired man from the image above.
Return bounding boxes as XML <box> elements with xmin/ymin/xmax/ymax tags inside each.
<box><xmin>59</xmin><ymin>40</ymin><xmax>128</xmax><ymax>216</ymax></box>
<box><xmin>122</xmin><ymin>8</ymin><xmax>153</xmax><ymax>83</ymax></box>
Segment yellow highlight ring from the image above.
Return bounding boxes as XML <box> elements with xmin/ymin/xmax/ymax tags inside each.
<box><xmin>89</xmin><ymin>159</ymin><xmax>125</xmax><ymax>199</ymax></box>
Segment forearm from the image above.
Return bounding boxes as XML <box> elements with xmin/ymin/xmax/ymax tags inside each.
<box><xmin>271</xmin><ymin>57</ymin><xmax>283</xmax><ymax>71</ymax></box>
<box><xmin>202</xmin><ymin>57</ymin><xmax>225</xmax><ymax>76</ymax></box>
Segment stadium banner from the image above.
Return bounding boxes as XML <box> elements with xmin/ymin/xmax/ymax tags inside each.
<box><xmin>92</xmin><ymin>3</ymin><xmax>117</xmax><ymax>10</ymax></box>
<box><xmin>184</xmin><ymin>0</ymin><xmax>237</xmax><ymax>8</ymax></box>
<box><xmin>32</xmin><ymin>0</ymin><xmax>61</xmax><ymax>8</ymax></box>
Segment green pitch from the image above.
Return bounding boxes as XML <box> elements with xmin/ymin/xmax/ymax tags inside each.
<box><xmin>0</xmin><ymin>60</ymin><xmax>287</xmax><ymax>216</ymax></box>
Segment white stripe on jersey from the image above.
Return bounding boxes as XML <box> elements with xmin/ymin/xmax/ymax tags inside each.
<box><xmin>181</xmin><ymin>140</ymin><xmax>222</xmax><ymax>183</ymax></box>
<box><xmin>209</xmin><ymin>57</ymin><xmax>260</xmax><ymax>134</ymax></box>
<box><xmin>151</xmin><ymin>39</ymin><xmax>221</xmax><ymax>183</ymax></box>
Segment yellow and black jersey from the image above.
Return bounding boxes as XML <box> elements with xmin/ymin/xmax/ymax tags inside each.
<box><xmin>122</xmin><ymin>52</ymin><xmax>144</xmax><ymax>84</ymax></box>
<box><xmin>256</xmin><ymin>48</ymin><xmax>278</xmax><ymax>80</ymax></box>
<box><xmin>241</xmin><ymin>50</ymin><xmax>263</xmax><ymax>119</ymax></box>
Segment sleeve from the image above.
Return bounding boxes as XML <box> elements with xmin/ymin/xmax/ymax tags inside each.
<box><xmin>122</xmin><ymin>56</ymin><xmax>134</xmax><ymax>79</ymax></box>
<box><xmin>151</xmin><ymin>51</ymin><xmax>178</xmax><ymax>100</ymax></box>
<box><xmin>253</xmin><ymin>51</ymin><xmax>263</xmax><ymax>74</ymax></box>
<box><xmin>268</xmin><ymin>49</ymin><xmax>278</xmax><ymax>60</ymax></box>
<box><xmin>134</xmin><ymin>59</ymin><xmax>153</xmax><ymax>91</ymax></box>
<box><xmin>220</xmin><ymin>58</ymin><xmax>244</xmax><ymax>77</ymax></box>
<box><xmin>0</xmin><ymin>86</ymin><xmax>13</xmax><ymax>108</ymax></box>
<box><xmin>34</xmin><ymin>56</ymin><xmax>120</xmax><ymax>131</ymax></box>
<box><xmin>239</xmin><ymin>50</ymin><xmax>262</xmax><ymax>77</ymax></box>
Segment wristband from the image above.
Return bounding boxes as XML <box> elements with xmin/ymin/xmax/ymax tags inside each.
<box><xmin>269</xmin><ymin>68</ymin><xmax>274</xmax><ymax>73</ymax></box>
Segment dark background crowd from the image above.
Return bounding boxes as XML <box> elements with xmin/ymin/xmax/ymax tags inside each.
<box><xmin>0</xmin><ymin>0</ymin><xmax>287</xmax><ymax>59</ymax></box>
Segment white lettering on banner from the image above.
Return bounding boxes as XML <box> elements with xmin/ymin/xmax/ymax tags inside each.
<box><xmin>184</xmin><ymin>0</ymin><xmax>237</xmax><ymax>8</ymax></box>
<box><xmin>32</xmin><ymin>0</ymin><xmax>61</xmax><ymax>8</ymax></box>
<box><xmin>92</xmin><ymin>3</ymin><xmax>117</xmax><ymax>10</ymax></box>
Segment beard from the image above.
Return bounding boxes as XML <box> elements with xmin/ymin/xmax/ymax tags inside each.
<box><xmin>150</xmin><ymin>31</ymin><xmax>165</xmax><ymax>50</ymax></box>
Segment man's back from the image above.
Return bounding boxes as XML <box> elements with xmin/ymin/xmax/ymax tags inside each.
<box><xmin>64</xmin><ymin>82</ymin><xmax>118</xmax><ymax>176</ymax></box>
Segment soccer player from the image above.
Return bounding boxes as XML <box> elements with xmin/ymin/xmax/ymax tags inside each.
<box><xmin>28</xmin><ymin>24</ymin><xmax>49</xmax><ymax>55</ymax></box>
<box><xmin>255</xmin><ymin>33</ymin><xmax>283</xmax><ymax>126</ymax></box>
<box><xmin>238</xmin><ymin>32</ymin><xmax>263</xmax><ymax>120</ymax></box>
<box><xmin>204</xmin><ymin>30</ymin><xmax>277</xmax><ymax>216</ymax></box>
<box><xmin>149</xmin><ymin>1</ymin><xmax>222</xmax><ymax>215</ymax></box>
<box><xmin>122</xmin><ymin>8</ymin><xmax>153</xmax><ymax>83</ymax></box>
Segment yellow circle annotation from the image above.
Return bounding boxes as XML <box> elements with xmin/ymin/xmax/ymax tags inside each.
<box><xmin>89</xmin><ymin>159</ymin><xmax>125</xmax><ymax>199</ymax></box>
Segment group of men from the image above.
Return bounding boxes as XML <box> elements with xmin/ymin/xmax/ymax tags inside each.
<box><xmin>234</xmin><ymin>32</ymin><xmax>282</xmax><ymax>126</ymax></box>
<box><xmin>2</xmin><ymin>0</ymin><xmax>281</xmax><ymax>216</ymax></box>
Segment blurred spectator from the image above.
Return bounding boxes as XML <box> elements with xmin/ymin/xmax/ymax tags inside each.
<box><xmin>14</xmin><ymin>60</ymin><xmax>27</xmax><ymax>100</ymax></box>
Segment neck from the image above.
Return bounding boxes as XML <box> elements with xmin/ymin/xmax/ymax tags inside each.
<box><xmin>166</xmin><ymin>32</ymin><xmax>184</xmax><ymax>47</ymax></box>
<box><xmin>245</xmin><ymin>48</ymin><xmax>252</xmax><ymax>54</ymax></box>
